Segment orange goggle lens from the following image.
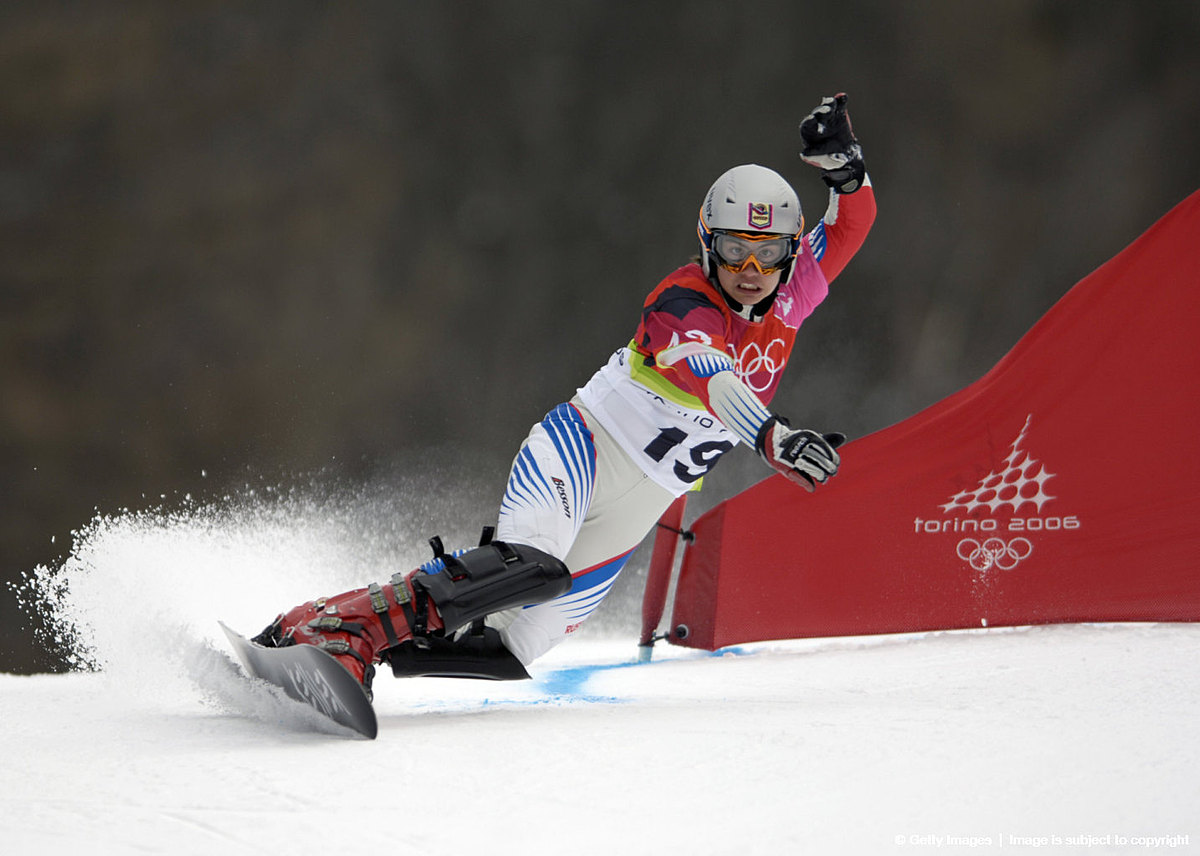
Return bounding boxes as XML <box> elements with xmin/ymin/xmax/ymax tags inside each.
<box><xmin>710</xmin><ymin>231</ymin><xmax>795</xmax><ymax>274</ymax></box>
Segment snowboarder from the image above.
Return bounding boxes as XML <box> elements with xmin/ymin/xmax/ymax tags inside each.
<box><xmin>251</xmin><ymin>93</ymin><xmax>877</xmax><ymax>696</ymax></box>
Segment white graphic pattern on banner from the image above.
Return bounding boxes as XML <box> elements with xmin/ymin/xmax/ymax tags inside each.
<box><xmin>940</xmin><ymin>414</ymin><xmax>1055</xmax><ymax>516</ymax></box>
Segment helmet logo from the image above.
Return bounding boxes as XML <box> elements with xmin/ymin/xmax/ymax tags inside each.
<box><xmin>747</xmin><ymin>202</ymin><xmax>773</xmax><ymax>230</ymax></box>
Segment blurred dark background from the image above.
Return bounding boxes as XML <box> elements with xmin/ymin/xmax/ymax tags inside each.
<box><xmin>3</xmin><ymin>1</ymin><xmax>1198</xmax><ymax>672</ymax></box>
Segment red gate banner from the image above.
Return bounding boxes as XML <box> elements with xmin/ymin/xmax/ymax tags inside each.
<box><xmin>669</xmin><ymin>189</ymin><xmax>1200</xmax><ymax>650</ymax></box>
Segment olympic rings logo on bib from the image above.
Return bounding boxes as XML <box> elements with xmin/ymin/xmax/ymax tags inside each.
<box><xmin>734</xmin><ymin>338</ymin><xmax>787</xmax><ymax>393</ymax></box>
<box><xmin>956</xmin><ymin>537</ymin><xmax>1033</xmax><ymax>571</ymax></box>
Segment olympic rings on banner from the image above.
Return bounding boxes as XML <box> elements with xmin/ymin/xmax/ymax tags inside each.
<box><xmin>956</xmin><ymin>537</ymin><xmax>1033</xmax><ymax>571</ymax></box>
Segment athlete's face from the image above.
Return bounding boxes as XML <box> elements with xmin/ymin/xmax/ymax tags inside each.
<box><xmin>715</xmin><ymin>264</ymin><xmax>783</xmax><ymax>307</ymax></box>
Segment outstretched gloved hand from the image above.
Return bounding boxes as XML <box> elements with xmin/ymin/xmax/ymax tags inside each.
<box><xmin>800</xmin><ymin>92</ymin><xmax>866</xmax><ymax>194</ymax></box>
<box><xmin>755</xmin><ymin>415</ymin><xmax>846</xmax><ymax>492</ymax></box>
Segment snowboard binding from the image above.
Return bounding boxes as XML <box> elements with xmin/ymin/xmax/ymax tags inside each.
<box><xmin>252</xmin><ymin>529</ymin><xmax>571</xmax><ymax>694</ymax></box>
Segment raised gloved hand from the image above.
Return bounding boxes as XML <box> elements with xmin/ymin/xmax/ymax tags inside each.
<box><xmin>800</xmin><ymin>93</ymin><xmax>865</xmax><ymax>194</ymax></box>
<box><xmin>755</xmin><ymin>416</ymin><xmax>845</xmax><ymax>492</ymax></box>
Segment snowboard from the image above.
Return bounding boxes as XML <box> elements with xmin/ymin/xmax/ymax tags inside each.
<box><xmin>219</xmin><ymin>621</ymin><xmax>379</xmax><ymax>739</ymax></box>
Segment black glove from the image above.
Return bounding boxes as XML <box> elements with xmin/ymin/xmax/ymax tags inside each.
<box><xmin>800</xmin><ymin>93</ymin><xmax>866</xmax><ymax>194</ymax></box>
<box><xmin>755</xmin><ymin>416</ymin><xmax>846</xmax><ymax>492</ymax></box>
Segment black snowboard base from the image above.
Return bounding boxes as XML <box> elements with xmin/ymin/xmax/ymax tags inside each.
<box><xmin>219</xmin><ymin>621</ymin><xmax>379</xmax><ymax>739</ymax></box>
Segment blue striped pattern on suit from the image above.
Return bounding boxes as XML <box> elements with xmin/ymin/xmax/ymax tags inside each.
<box><xmin>685</xmin><ymin>351</ymin><xmax>734</xmax><ymax>378</ymax></box>
<box><xmin>542</xmin><ymin>547</ymin><xmax>635</xmax><ymax>621</ymax></box>
<box><xmin>806</xmin><ymin>221</ymin><xmax>827</xmax><ymax>261</ymax></box>
<box><xmin>499</xmin><ymin>403</ymin><xmax>596</xmax><ymax>522</ymax></box>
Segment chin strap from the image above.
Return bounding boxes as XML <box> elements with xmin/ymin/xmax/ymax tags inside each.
<box><xmin>713</xmin><ymin>275</ymin><xmax>780</xmax><ymax>321</ymax></box>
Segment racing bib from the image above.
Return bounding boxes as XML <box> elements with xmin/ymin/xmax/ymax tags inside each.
<box><xmin>576</xmin><ymin>348</ymin><xmax>739</xmax><ymax>496</ymax></box>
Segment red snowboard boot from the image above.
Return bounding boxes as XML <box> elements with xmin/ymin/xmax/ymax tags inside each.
<box><xmin>252</xmin><ymin>575</ymin><xmax>425</xmax><ymax>693</ymax></box>
<box><xmin>252</xmin><ymin>537</ymin><xmax>570</xmax><ymax>696</ymax></box>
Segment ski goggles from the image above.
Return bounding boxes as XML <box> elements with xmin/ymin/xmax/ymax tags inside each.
<box><xmin>709</xmin><ymin>231</ymin><xmax>796</xmax><ymax>274</ymax></box>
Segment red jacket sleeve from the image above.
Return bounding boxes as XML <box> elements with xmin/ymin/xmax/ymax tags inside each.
<box><xmin>810</xmin><ymin>180</ymin><xmax>876</xmax><ymax>283</ymax></box>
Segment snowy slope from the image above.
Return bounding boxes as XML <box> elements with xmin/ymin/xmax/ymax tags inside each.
<box><xmin>8</xmin><ymin>493</ymin><xmax>1198</xmax><ymax>855</ymax></box>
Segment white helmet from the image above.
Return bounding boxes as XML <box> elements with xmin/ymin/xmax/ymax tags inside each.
<box><xmin>697</xmin><ymin>164</ymin><xmax>804</xmax><ymax>279</ymax></box>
